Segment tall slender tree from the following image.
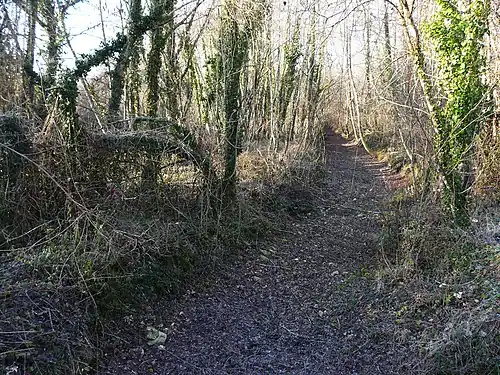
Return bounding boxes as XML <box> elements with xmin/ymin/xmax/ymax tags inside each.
<box><xmin>146</xmin><ymin>0</ymin><xmax>176</xmax><ymax>118</ymax></box>
<box><xmin>23</xmin><ymin>0</ymin><xmax>37</xmax><ymax>105</ymax></box>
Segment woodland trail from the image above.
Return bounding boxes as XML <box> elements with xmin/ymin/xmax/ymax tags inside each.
<box><xmin>104</xmin><ymin>133</ymin><xmax>415</xmax><ymax>374</ymax></box>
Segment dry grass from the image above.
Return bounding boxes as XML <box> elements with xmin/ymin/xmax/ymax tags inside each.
<box><xmin>475</xmin><ymin>124</ymin><xmax>500</xmax><ymax>200</ymax></box>
<box><xmin>377</xmin><ymin>192</ymin><xmax>499</xmax><ymax>375</ymax></box>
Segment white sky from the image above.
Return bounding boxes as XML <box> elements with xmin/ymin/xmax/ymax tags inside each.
<box><xmin>60</xmin><ymin>0</ymin><xmax>123</xmax><ymax>66</ymax></box>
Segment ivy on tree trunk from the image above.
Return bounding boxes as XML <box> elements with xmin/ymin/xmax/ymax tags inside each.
<box><xmin>424</xmin><ymin>0</ymin><xmax>493</xmax><ymax>225</ymax></box>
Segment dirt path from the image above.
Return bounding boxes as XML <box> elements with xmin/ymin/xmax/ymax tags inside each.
<box><xmin>103</xmin><ymin>134</ymin><xmax>414</xmax><ymax>374</ymax></box>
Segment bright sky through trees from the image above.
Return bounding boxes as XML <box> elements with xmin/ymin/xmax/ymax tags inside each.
<box><xmin>45</xmin><ymin>0</ymin><xmax>374</xmax><ymax>71</ymax></box>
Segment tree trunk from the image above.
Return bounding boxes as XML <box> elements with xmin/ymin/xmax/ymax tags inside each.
<box><xmin>23</xmin><ymin>0</ymin><xmax>37</xmax><ymax>106</ymax></box>
<box><xmin>127</xmin><ymin>0</ymin><xmax>143</xmax><ymax>116</ymax></box>
<box><xmin>42</xmin><ymin>0</ymin><xmax>58</xmax><ymax>88</ymax></box>
<box><xmin>108</xmin><ymin>0</ymin><xmax>144</xmax><ymax>123</ymax></box>
<box><xmin>141</xmin><ymin>0</ymin><xmax>176</xmax><ymax>188</ymax></box>
<box><xmin>221</xmin><ymin>15</ymin><xmax>247</xmax><ymax>202</ymax></box>
<box><xmin>146</xmin><ymin>0</ymin><xmax>176</xmax><ymax>118</ymax></box>
<box><xmin>107</xmin><ymin>51</ymin><xmax>126</xmax><ymax>122</ymax></box>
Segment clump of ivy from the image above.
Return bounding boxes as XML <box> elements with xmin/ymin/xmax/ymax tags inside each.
<box><xmin>50</xmin><ymin>33</ymin><xmax>127</xmax><ymax>145</ymax></box>
<box><xmin>424</xmin><ymin>0</ymin><xmax>493</xmax><ymax>226</ymax></box>
<box><xmin>75</xmin><ymin>34</ymin><xmax>128</xmax><ymax>79</ymax></box>
<box><xmin>56</xmin><ymin>71</ymin><xmax>80</xmax><ymax>144</ymax></box>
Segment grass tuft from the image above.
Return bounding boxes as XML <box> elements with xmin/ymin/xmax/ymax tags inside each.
<box><xmin>377</xmin><ymin>191</ymin><xmax>499</xmax><ymax>375</ymax></box>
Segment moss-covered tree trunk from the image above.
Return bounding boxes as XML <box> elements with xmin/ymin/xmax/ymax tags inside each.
<box><xmin>141</xmin><ymin>0</ymin><xmax>176</xmax><ymax>188</ymax></box>
<box><xmin>108</xmin><ymin>52</ymin><xmax>126</xmax><ymax>122</ymax></box>
<box><xmin>304</xmin><ymin>10</ymin><xmax>323</xmax><ymax>145</ymax></box>
<box><xmin>146</xmin><ymin>0</ymin><xmax>175</xmax><ymax>118</ymax></box>
<box><xmin>219</xmin><ymin>11</ymin><xmax>248</xmax><ymax>202</ymax></box>
<box><xmin>126</xmin><ymin>0</ymin><xmax>144</xmax><ymax>117</ymax></box>
<box><xmin>23</xmin><ymin>0</ymin><xmax>38</xmax><ymax>106</ymax></box>
<box><xmin>108</xmin><ymin>0</ymin><xmax>144</xmax><ymax>123</ymax></box>
<box><xmin>278</xmin><ymin>22</ymin><xmax>301</xmax><ymax>147</ymax></box>
<box><xmin>41</xmin><ymin>0</ymin><xmax>59</xmax><ymax>89</ymax></box>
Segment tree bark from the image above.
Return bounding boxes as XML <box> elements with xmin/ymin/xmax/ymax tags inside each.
<box><xmin>42</xmin><ymin>0</ymin><xmax>58</xmax><ymax>88</ymax></box>
<box><xmin>23</xmin><ymin>0</ymin><xmax>37</xmax><ymax>105</ymax></box>
<box><xmin>146</xmin><ymin>0</ymin><xmax>176</xmax><ymax>118</ymax></box>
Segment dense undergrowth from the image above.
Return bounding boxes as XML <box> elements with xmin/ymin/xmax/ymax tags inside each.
<box><xmin>363</xmin><ymin>114</ymin><xmax>499</xmax><ymax>374</ymax></box>
<box><xmin>0</xmin><ymin>126</ymin><xmax>325</xmax><ymax>374</ymax></box>
<box><xmin>377</xmin><ymin>190</ymin><xmax>499</xmax><ymax>375</ymax></box>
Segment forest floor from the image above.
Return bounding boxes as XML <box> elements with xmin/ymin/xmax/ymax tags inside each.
<box><xmin>102</xmin><ymin>133</ymin><xmax>420</xmax><ymax>374</ymax></box>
